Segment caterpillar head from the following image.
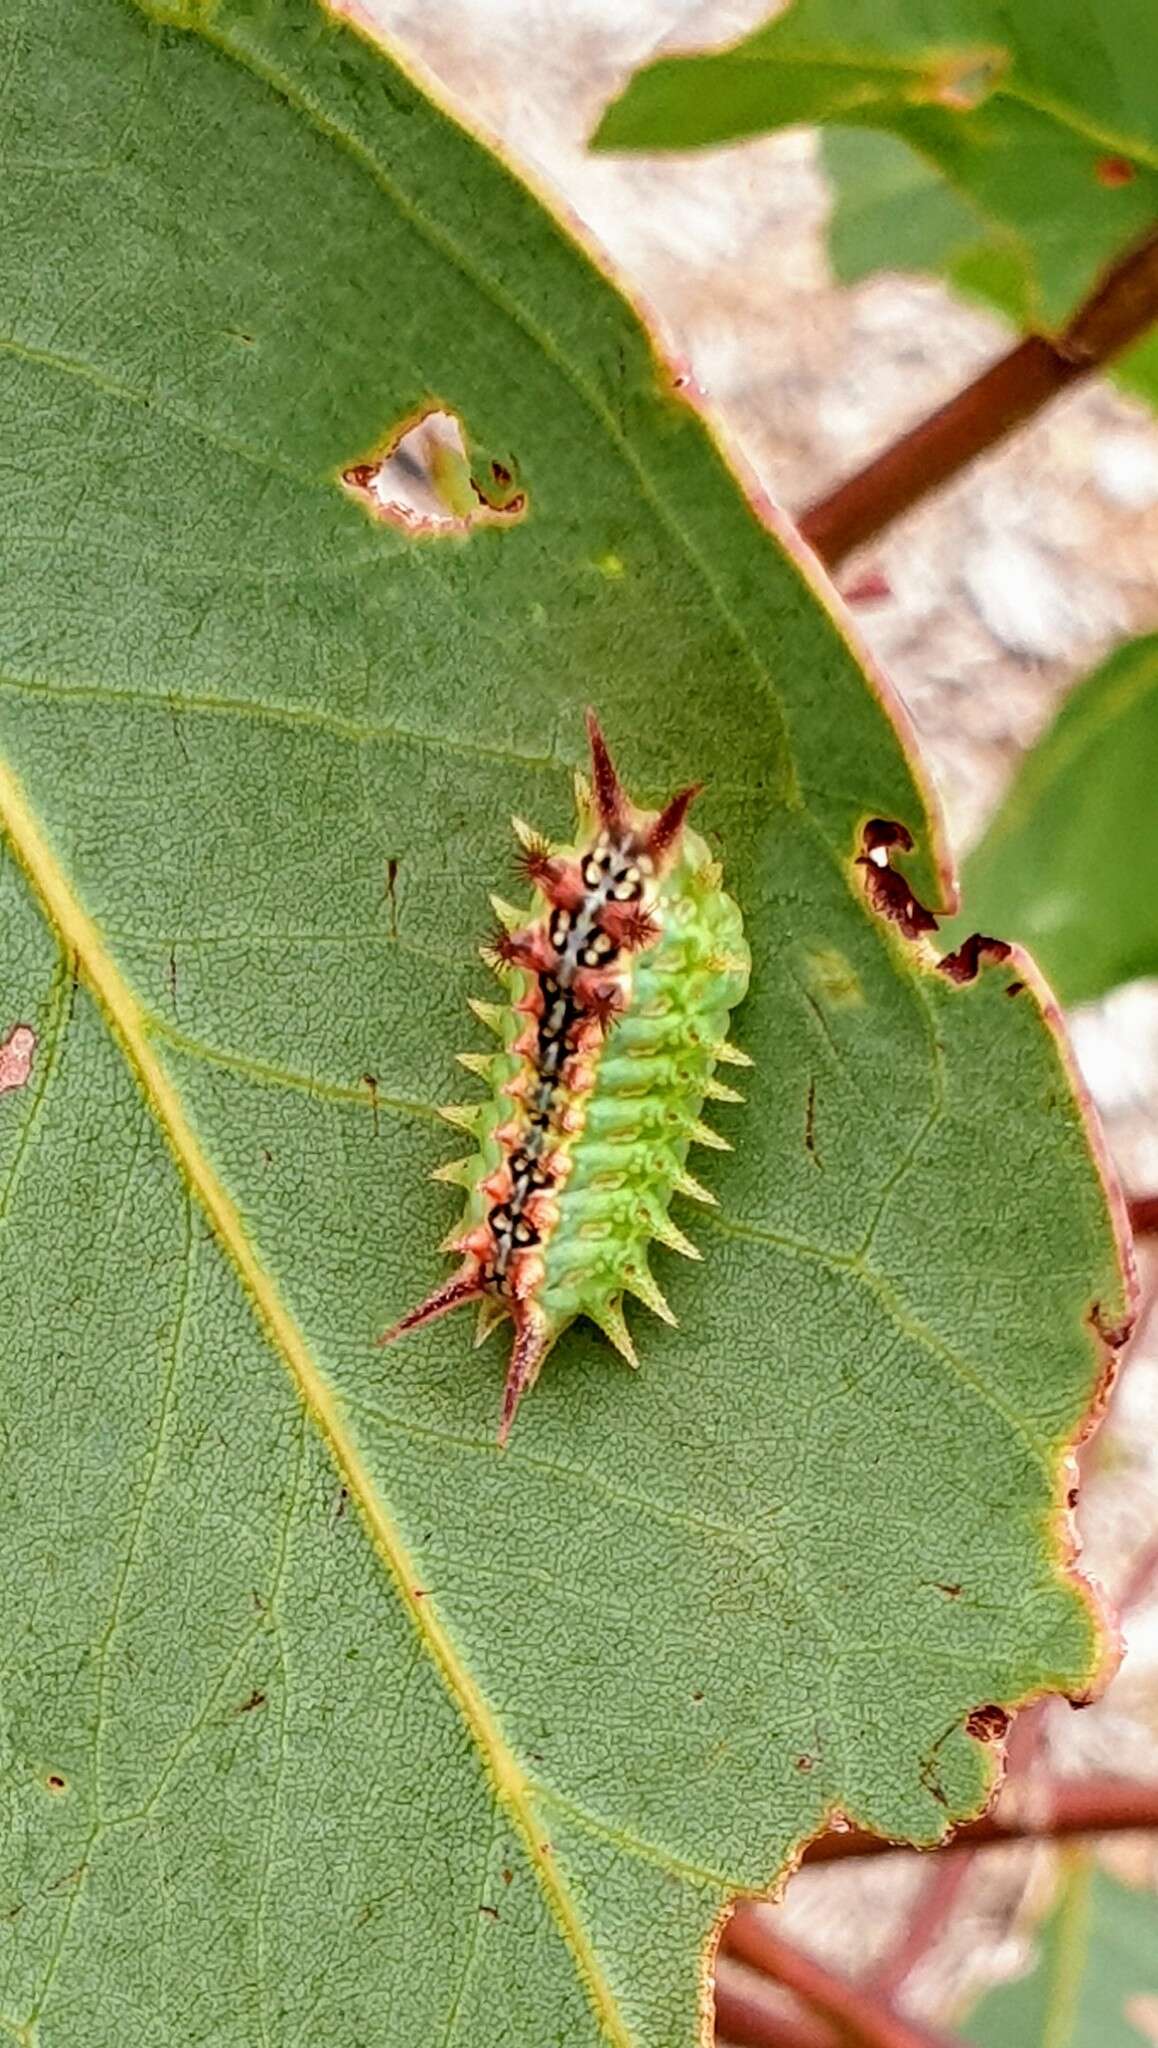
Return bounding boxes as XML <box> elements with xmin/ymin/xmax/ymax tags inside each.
<box><xmin>584</xmin><ymin>708</ymin><xmax>702</xmax><ymax>874</ymax></box>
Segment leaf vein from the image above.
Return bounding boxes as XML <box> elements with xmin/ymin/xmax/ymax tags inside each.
<box><xmin>0</xmin><ymin>666</ymin><xmax>561</xmax><ymax>777</ymax></box>
<box><xmin>144</xmin><ymin>1012</ymin><xmax>439</xmax><ymax>1121</ymax></box>
<box><xmin>174</xmin><ymin>4</ymin><xmax>801</xmax><ymax>810</ymax></box>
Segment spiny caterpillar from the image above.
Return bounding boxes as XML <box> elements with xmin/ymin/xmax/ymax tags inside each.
<box><xmin>379</xmin><ymin>713</ymin><xmax>750</xmax><ymax>1442</ymax></box>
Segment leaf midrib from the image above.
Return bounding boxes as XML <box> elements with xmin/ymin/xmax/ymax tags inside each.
<box><xmin>0</xmin><ymin>750</ymin><xmax>635</xmax><ymax>2048</ymax></box>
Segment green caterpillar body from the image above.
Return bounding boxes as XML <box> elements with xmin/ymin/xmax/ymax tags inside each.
<box><xmin>379</xmin><ymin>714</ymin><xmax>750</xmax><ymax>1440</ymax></box>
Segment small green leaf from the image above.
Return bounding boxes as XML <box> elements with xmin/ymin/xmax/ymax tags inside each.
<box><xmin>0</xmin><ymin>1</ymin><xmax>1130</xmax><ymax>2041</ymax></box>
<box><xmin>955</xmin><ymin>636</ymin><xmax>1158</xmax><ymax>1005</ymax></box>
<box><xmin>966</xmin><ymin>1856</ymin><xmax>1158</xmax><ymax>2048</ymax></box>
<box><xmin>592</xmin><ymin>0</ymin><xmax>1158</xmax><ymax>331</ymax></box>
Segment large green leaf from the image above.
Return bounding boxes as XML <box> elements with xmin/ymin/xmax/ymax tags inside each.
<box><xmin>966</xmin><ymin>1858</ymin><xmax>1158</xmax><ymax>2048</ymax></box>
<box><xmin>822</xmin><ymin>127</ymin><xmax>1158</xmax><ymax>413</ymax></box>
<box><xmin>954</xmin><ymin>636</ymin><xmax>1158</xmax><ymax>1005</ymax></box>
<box><xmin>592</xmin><ymin>0</ymin><xmax>1158</xmax><ymax>332</ymax></box>
<box><xmin>0</xmin><ymin>2</ymin><xmax>1129</xmax><ymax>2042</ymax></box>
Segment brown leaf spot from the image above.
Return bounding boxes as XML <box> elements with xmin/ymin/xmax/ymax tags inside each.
<box><xmin>804</xmin><ymin>1077</ymin><xmax>820</xmax><ymax>1165</ymax></box>
<box><xmin>235</xmin><ymin>1690</ymin><xmax>267</xmax><ymax>1716</ymax></box>
<box><xmin>384</xmin><ymin>856</ymin><xmax>400</xmax><ymax>941</ymax></box>
<box><xmin>44</xmin><ymin>1773</ymin><xmax>67</xmax><ymax>1794</ymax></box>
<box><xmin>919</xmin><ymin>1760</ymin><xmax>950</xmax><ymax>1808</ymax></box>
<box><xmin>0</xmin><ymin>1024</ymin><xmax>36</xmax><ymax>1095</ymax></box>
<box><xmin>1096</xmin><ymin>155</ymin><xmax>1136</xmax><ymax>187</ymax></box>
<box><xmin>363</xmin><ymin>1073</ymin><xmax>380</xmax><ymax>1137</ymax></box>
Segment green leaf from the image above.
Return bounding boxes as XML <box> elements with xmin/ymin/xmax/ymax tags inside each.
<box><xmin>966</xmin><ymin>1857</ymin><xmax>1158</xmax><ymax>2048</ymax></box>
<box><xmin>954</xmin><ymin>636</ymin><xmax>1158</xmax><ymax>1005</ymax></box>
<box><xmin>824</xmin><ymin>124</ymin><xmax>1000</xmax><ymax>288</ymax></box>
<box><xmin>822</xmin><ymin>127</ymin><xmax>1158</xmax><ymax>413</ymax></box>
<box><xmin>592</xmin><ymin>0</ymin><xmax>1158</xmax><ymax>331</ymax></box>
<box><xmin>0</xmin><ymin>2</ymin><xmax>1129</xmax><ymax>2041</ymax></box>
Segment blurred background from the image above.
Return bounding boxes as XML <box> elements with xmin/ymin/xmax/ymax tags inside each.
<box><xmin>369</xmin><ymin>2</ymin><xmax>1158</xmax><ymax>2038</ymax></box>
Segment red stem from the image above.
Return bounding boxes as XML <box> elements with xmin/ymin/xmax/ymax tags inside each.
<box><xmin>868</xmin><ymin>1855</ymin><xmax>974</xmax><ymax>2000</ymax></box>
<box><xmin>1128</xmin><ymin>1195</ymin><xmax>1158</xmax><ymax>1238</ymax></box>
<box><xmin>798</xmin><ymin>227</ymin><xmax>1158</xmax><ymax>568</ymax></box>
<box><xmin>799</xmin><ymin>1775</ymin><xmax>1158</xmax><ymax>1862</ymax></box>
<box><xmin>715</xmin><ymin>1957</ymin><xmax>839</xmax><ymax>2048</ymax></box>
<box><xmin>721</xmin><ymin>1918</ymin><xmax>962</xmax><ymax>2048</ymax></box>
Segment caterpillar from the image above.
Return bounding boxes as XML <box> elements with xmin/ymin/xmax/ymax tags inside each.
<box><xmin>378</xmin><ymin>712</ymin><xmax>750</xmax><ymax>1442</ymax></box>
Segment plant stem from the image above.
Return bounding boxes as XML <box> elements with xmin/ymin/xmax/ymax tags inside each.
<box><xmin>798</xmin><ymin>1774</ymin><xmax>1158</xmax><ymax>1861</ymax></box>
<box><xmin>868</xmin><ymin>1855</ymin><xmax>974</xmax><ymax>2000</ymax></box>
<box><xmin>721</xmin><ymin>1917</ymin><xmax>962</xmax><ymax>2048</ymax></box>
<box><xmin>798</xmin><ymin>227</ymin><xmax>1158</xmax><ymax>569</ymax></box>
<box><xmin>714</xmin><ymin>1957</ymin><xmax>838</xmax><ymax>2048</ymax></box>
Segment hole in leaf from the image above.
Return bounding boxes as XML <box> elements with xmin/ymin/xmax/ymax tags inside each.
<box><xmin>938</xmin><ymin>933</ymin><xmax>1012</xmax><ymax>984</ymax></box>
<box><xmin>341</xmin><ymin>408</ymin><xmax>526</xmax><ymax>535</ymax></box>
<box><xmin>965</xmin><ymin>1703</ymin><xmax>1010</xmax><ymax>1743</ymax></box>
<box><xmin>0</xmin><ymin>1024</ymin><xmax>36</xmax><ymax>1095</ymax></box>
<box><xmin>1090</xmin><ymin>1300</ymin><xmax>1133</xmax><ymax>1351</ymax></box>
<box><xmin>855</xmin><ymin>820</ymin><xmax>938</xmax><ymax>940</ymax></box>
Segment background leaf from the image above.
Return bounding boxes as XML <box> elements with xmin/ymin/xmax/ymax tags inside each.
<box><xmin>953</xmin><ymin>635</ymin><xmax>1158</xmax><ymax>1006</ymax></box>
<box><xmin>0</xmin><ymin>1</ymin><xmax>1129</xmax><ymax>2041</ymax></box>
<box><xmin>592</xmin><ymin>0</ymin><xmax>1158</xmax><ymax>333</ymax></box>
<box><xmin>966</xmin><ymin>1857</ymin><xmax>1158</xmax><ymax>2048</ymax></box>
<box><xmin>822</xmin><ymin>127</ymin><xmax>1158</xmax><ymax>414</ymax></box>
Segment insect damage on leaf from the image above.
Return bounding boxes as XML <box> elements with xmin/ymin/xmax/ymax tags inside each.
<box><xmin>378</xmin><ymin>712</ymin><xmax>751</xmax><ymax>1442</ymax></box>
<box><xmin>342</xmin><ymin>406</ymin><xmax>526</xmax><ymax>536</ymax></box>
<box><xmin>856</xmin><ymin>816</ymin><xmax>940</xmax><ymax>941</ymax></box>
<box><xmin>0</xmin><ymin>1023</ymin><xmax>36</xmax><ymax>1095</ymax></box>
